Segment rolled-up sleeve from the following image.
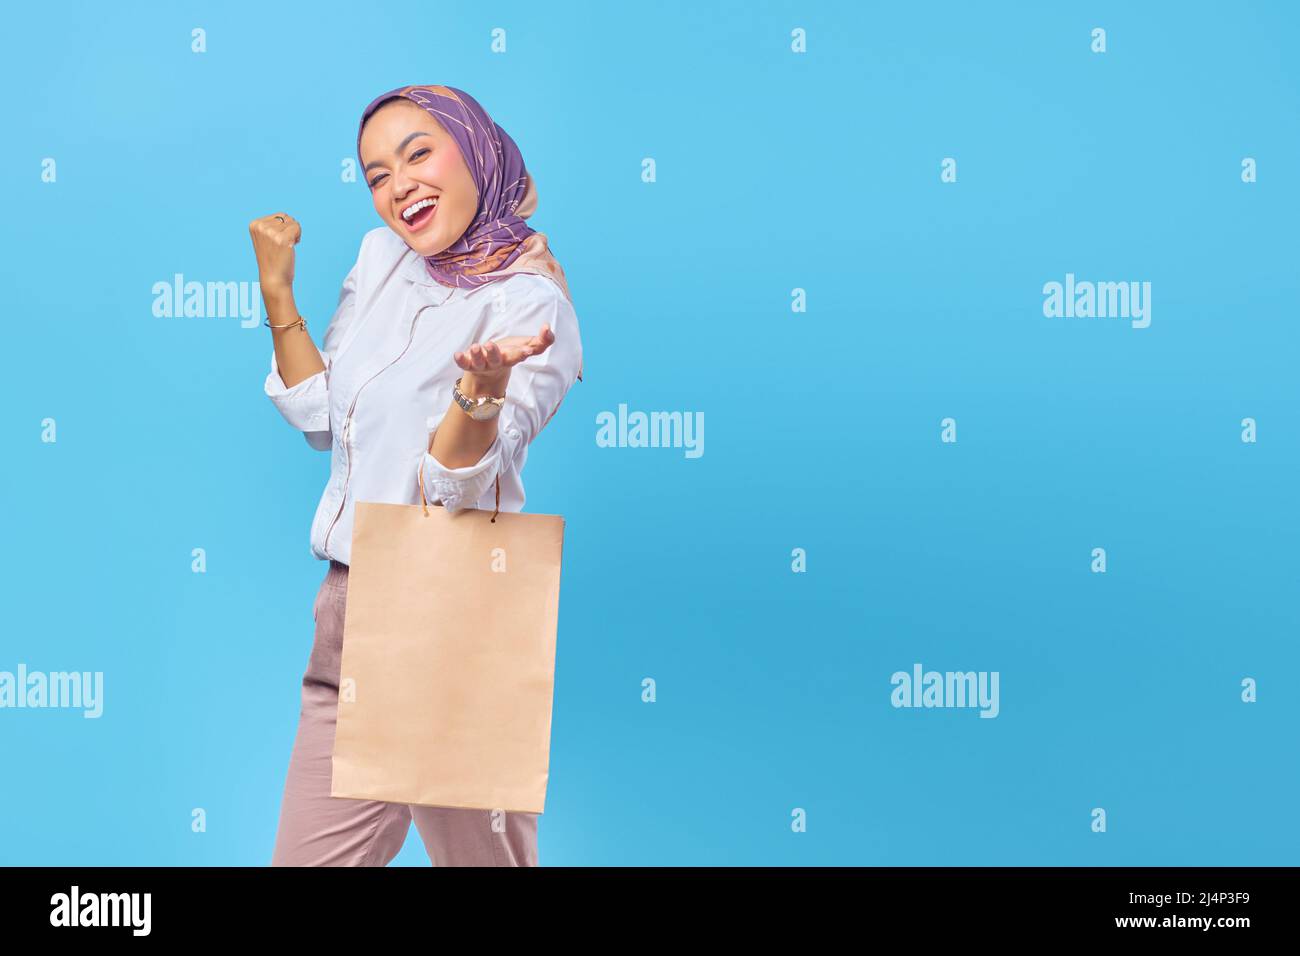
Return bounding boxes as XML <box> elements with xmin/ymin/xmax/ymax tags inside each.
<box><xmin>263</xmin><ymin>259</ymin><xmax>359</xmax><ymax>451</ymax></box>
<box><xmin>420</xmin><ymin>277</ymin><xmax>583</xmax><ymax>511</ymax></box>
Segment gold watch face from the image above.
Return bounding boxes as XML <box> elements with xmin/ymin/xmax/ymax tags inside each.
<box><xmin>470</xmin><ymin>401</ymin><xmax>503</xmax><ymax>421</ymax></box>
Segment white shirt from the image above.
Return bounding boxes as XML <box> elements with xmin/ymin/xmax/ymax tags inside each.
<box><xmin>263</xmin><ymin>226</ymin><xmax>583</xmax><ymax>566</ymax></box>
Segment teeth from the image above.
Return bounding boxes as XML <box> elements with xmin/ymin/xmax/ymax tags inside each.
<box><xmin>401</xmin><ymin>197</ymin><xmax>438</xmax><ymax>221</ymax></box>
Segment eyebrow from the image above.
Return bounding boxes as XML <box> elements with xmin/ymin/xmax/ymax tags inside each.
<box><xmin>363</xmin><ymin>131</ymin><xmax>431</xmax><ymax>173</ymax></box>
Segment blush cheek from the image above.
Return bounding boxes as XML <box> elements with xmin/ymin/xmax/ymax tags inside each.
<box><xmin>428</xmin><ymin>153</ymin><xmax>473</xmax><ymax>214</ymax></box>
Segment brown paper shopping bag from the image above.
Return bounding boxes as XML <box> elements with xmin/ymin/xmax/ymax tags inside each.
<box><xmin>330</xmin><ymin>463</ymin><xmax>565</xmax><ymax>814</ymax></box>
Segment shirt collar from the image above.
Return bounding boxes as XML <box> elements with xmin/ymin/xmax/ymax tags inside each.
<box><xmin>398</xmin><ymin>249</ymin><xmax>455</xmax><ymax>304</ymax></box>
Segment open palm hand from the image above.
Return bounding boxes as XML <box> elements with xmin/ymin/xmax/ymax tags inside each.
<box><xmin>454</xmin><ymin>324</ymin><xmax>555</xmax><ymax>391</ymax></box>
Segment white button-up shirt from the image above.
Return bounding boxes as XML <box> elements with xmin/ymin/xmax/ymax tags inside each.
<box><xmin>263</xmin><ymin>226</ymin><xmax>583</xmax><ymax>566</ymax></box>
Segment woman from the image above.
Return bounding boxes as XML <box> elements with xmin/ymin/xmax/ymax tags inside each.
<box><xmin>254</xmin><ymin>85</ymin><xmax>583</xmax><ymax>867</ymax></box>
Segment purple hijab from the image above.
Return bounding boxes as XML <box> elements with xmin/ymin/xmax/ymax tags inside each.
<box><xmin>356</xmin><ymin>85</ymin><xmax>543</xmax><ymax>290</ymax></box>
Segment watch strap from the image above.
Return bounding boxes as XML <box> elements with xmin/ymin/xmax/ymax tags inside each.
<box><xmin>453</xmin><ymin>376</ymin><xmax>506</xmax><ymax>417</ymax></box>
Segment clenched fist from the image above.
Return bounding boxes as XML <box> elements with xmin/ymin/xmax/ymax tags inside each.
<box><xmin>248</xmin><ymin>212</ymin><xmax>301</xmax><ymax>299</ymax></box>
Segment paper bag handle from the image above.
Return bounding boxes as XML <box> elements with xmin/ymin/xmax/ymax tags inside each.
<box><xmin>419</xmin><ymin>457</ymin><xmax>501</xmax><ymax>523</ymax></box>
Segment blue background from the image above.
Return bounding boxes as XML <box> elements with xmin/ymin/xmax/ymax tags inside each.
<box><xmin>0</xmin><ymin>0</ymin><xmax>1296</xmax><ymax>865</ymax></box>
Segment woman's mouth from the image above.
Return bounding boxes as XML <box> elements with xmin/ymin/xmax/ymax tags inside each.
<box><xmin>401</xmin><ymin>196</ymin><xmax>439</xmax><ymax>232</ymax></box>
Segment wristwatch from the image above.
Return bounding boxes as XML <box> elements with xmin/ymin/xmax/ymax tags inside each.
<box><xmin>452</xmin><ymin>376</ymin><xmax>506</xmax><ymax>421</ymax></box>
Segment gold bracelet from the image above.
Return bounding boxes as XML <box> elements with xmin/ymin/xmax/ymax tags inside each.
<box><xmin>264</xmin><ymin>314</ymin><xmax>307</xmax><ymax>332</ymax></box>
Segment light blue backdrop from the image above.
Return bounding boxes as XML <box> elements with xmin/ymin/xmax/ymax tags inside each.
<box><xmin>1</xmin><ymin>0</ymin><xmax>1296</xmax><ymax>865</ymax></box>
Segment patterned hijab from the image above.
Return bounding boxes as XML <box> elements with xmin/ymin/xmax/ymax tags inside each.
<box><xmin>361</xmin><ymin>87</ymin><xmax>574</xmax><ymax>291</ymax></box>
<box><xmin>357</xmin><ymin>85</ymin><xmax>580</xmax><ymax>380</ymax></box>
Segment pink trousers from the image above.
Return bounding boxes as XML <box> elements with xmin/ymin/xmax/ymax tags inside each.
<box><xmin>271</xmin><ymin>559</ymin><xmax>540</xmax><ymax>866</ymax></box>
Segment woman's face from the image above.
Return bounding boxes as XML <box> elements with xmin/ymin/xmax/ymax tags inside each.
<box><xmin>359</xmin><ymin>99</ymin><xmax>478</xmax><ymax>257</ymax></box>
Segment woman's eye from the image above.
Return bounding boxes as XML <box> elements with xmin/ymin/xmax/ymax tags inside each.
<box><xmin>368</xmin><ymin>149</ymin><xmax>427</xmax><ymax>188</ymax></box>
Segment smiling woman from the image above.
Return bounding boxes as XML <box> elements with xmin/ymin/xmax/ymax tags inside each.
<box><xmin>357</xmin><ymin>85</ymin><xmax>575</xmax><ymax>298</ymax></box>
<box><xmin>359</xmin><ymin>98</ymin><xmax>479</xmax><ymax>257</ymax></box>
<box><xmin>253</xmin><ymin>84</ymin><xmax>584</xmax><ymax>869</ymax></box>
